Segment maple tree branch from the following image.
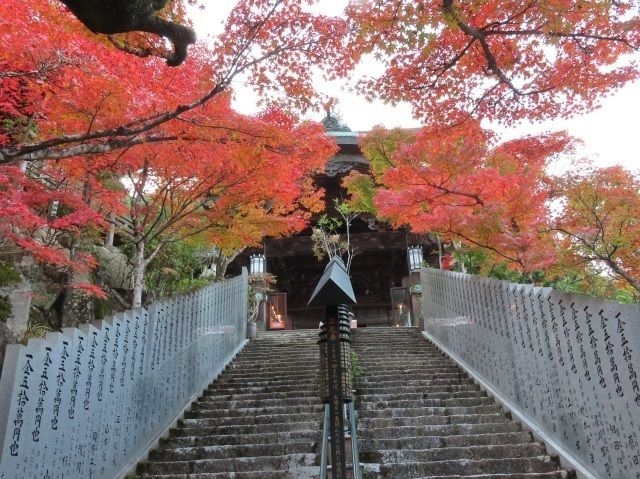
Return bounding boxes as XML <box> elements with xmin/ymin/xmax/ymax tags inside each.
<box><xmin>85</xmin><ymin>93</ymin><xmax>111</xmax><ymax>135</ymax></box>
<box><xmin>0</xmin><ymin>52</ymin><xmax>72</xmax><ymax>79</ymax></box>
<box><xmin>440</xmin><ymin>0</ymin><xmax>637</xmax><ymax>107</ymax></box>
<box><xmin>0</xmin><ymin>0</ymin><xmax>331</xmax><ymax>164</ymax></box>
<box><xmin>0</xmin><ymin>83</ymin><xmax>224</xmax><ymax>163</ymax></box>
<box><xmin>489</xmin><ymin>28</ymin><xmax>639</xmax><ymax>51</ymax></box>
<box><xmin>59</xmin><ymin>0</ymin><xmax>196</xmax><ymax>67</ymax></box>
<box><xmin>413</xmin><ymin>166</ymin><xmax>485</xmax><ymax>207</ymax></box>
<box><xmin>107</xmin><ymin>35</ymin><xmax>156</xmax><ymax>60</ymax></box>
<box><xmin>449</xmin><ymin>228</ymin><xmax>527</xmax><ymax>270</ymax></box>
<box><xmin>442</xmin><ymin>0</ymin><xmax>523</xmax><ymax>95</ymax></box>
<box><xmin>144</xmin><ymin>238</ymin><xmax>169</xmax><ymax>268</ymax></box>
<box><xmin>553</xmin><ymin>226</ymin><xmax>640</xmax><ymax>293</ymax></box>
<box><xmin>0</xmin><ymin>131</ymin><xmax>182</xmax><ymax>163</ymax></box>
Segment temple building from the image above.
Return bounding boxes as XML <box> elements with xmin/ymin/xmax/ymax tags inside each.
<box><xmin>228</xmin><ymin>115</ymin><xmax>436</xmax><ymax>329</ymax></box>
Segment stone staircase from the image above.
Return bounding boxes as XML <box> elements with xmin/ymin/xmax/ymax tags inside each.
<box><xmin>130</xmin><ymin>326</ymin><xmax>577</xmax><ymax>479</ymax></box>
<box><xmin>133</xmin><ymin>330</ymin><xmax>323</xmax><ymax>479</ymax></box>
<box><xmin>351</xmin><ymin>327</ymin><xmax>576</xmax><ymax>479</ymax></box>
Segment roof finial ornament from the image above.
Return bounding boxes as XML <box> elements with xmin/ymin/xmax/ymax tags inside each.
<box><xmin>324</xmin><ymin>101</ymin><xmax>332</xmax><ymax>120</ymax></box>
<box><xmin>321</xmin><ymin>99</ymin><xmax>352</xmax><ymax>132</ymax></box>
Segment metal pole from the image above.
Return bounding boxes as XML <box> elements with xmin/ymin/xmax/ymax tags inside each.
<box><xmin>326</xmin><ymin>305</ymin><xmax>347</xmax><ymax>478</ymax></box>
<box><xmin>320</xmin><ymin>404</ymin><xmax>330</xmax><ymax>479</ymax></box>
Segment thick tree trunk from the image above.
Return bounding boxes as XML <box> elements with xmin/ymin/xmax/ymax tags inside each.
<box><xmin>213</xmin><ymin>249</ymin><xmax>242</xmax><ymax>282</ymax></box>
<box><xmin>132</xmin><ymin>239</ymin><xmax>146</xmax><ymax>308</ymax></box>
<box><xmin>59</xmin><ymin>0</ymin><xmax>195</xmax><ymax>66</ymax></box>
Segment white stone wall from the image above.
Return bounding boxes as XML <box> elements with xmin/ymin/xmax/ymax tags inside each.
<box><xmin>421</xmin><ymin>269</ymin><xmax>640</xmax><ymax>479</ymax></box>
<box><xmin>0</xmin><ymin>270</ymin><xmax>248</xmax><ymax>479</ymax></box>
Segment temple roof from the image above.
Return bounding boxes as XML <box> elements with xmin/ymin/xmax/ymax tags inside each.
<box><xmin>321</xmin><ymin>113</ymin><xmax>352</xmax><ymax>132</ymax></box>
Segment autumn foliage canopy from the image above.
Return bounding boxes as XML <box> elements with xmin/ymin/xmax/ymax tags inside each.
<box><xmin>1</xmin><ymin>0</ymin><xmax>639</xmax><ymax>302</ymax></box>
<box><xmin>0</xmin><ymin>0</ymin><xmax>339</xmax><ymax>304</ymax></box>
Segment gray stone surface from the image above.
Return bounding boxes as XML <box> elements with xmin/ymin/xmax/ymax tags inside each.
<box><xmin>352</xmin><ymin>327</ymin><xmax>574</xmax><ymax>479</ymax></box>
<box><xmin>0</xmin><ymin>322</ymin><xmax>16</xmax><ymax>378</ymax></box>
<box><xmin>93</xmin><ymin>245</ymin><xmax>133</xmax><ymax>290</ymax></box>
<box><xmin>0</xmin><ymin>271</ymin><xmax>248</xmax><ymax>479</ymax></box>
<box><xmin>5</xmin><ymin>262</ymin><xmax>33</xmax><ymax>340</ymax></box>
<box><xmin>132</xmin><ymin>330</ymin><xmax>323</xmax><ymax>479</ymax></box>
<box><xmin>422</xmin><ymin>269</ymin><xmax>640</xmax><ymax>479</ymax></box>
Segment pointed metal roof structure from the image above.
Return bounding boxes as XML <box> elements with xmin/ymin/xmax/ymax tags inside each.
<box><xmin>308</xmin><ymin>257</ymin><xmax>356</xmax><ymax>306</ymax></box>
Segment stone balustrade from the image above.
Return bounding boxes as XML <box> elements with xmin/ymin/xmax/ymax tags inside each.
<box><xmin>421</xmin><ymin>268</ymin><xmax>640</xmax><ymax>479</ymax></box>
<box><xmin>0</xmin><ymin>270</ymin><xmax>248</xmax><ymax>479</ymax></box>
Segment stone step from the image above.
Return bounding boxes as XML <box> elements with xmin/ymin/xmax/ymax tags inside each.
<box><xmin>213</xmin><ymin>377</ymin><xmax>318</xmax><ymax>387</ymax></box>
<box><xmin>186</xmin><ymin>403</ymin><xmax>323</xmax><ymax>417</ymax></box>
<box><xmin>358</xmin><ymin>362</ymin><xmax>461</xmax><ymax>375</ymax></box>
<box><xmin>360</xmin><ymin>455</ymin><xmax>562</xmax><ymax>478</ymax></box>
<box><xmin>189</xmin><ymin>396</ymin><xmax>318</xmax><ymax>411</ymax></box>
<box><xmin>171</xmin><ymin>420</ymin><xmax>320</xmax><ymax>437</ymax></box>
<box><xmin>358</xmin><ymin>377</ymin><xmax>475</xmax><ymax>387</ymax></box>
<box><xmin>356</xmin><ymin>383</ymin><xmax>480</xmax><ymax>395</ymax></box>
<box><xmin>359</xmin><ymin>406</ymin><xmax>499</xmax><ymax>419</ymax></box>
<box><xmin>204</xmin><ymin>384</ymin><xmax>318</xmax><ymax>395</ymax></box>
<box><xmin>359</xmin><ymin>431</ymin><xmax>535</xmax><ymax>450</ymax></box>
<box><xmin>357</xmin><ymin>345</ymin><xmax>434</xmax><ymax>349</ymax></box>
<box><xmin>361</xmin><ymin>443</ymin><xmax>547</xmax><ymax>463</ymax></box>
<box><xmin>357</xmin><ymin>397</ymin><xmax>495</xmax><ymax>409</ymax></box>
<box><xmin>160</xmin><ymin>430</ymin><xmax>318</xmax><ymax>448</ymax></box>
<box><xmin>230</xmin><ymin>356</ymin><xmax>316</xmax><ymax>362</ymax></box>
<box><xmin>357</xmin><ymin>345</ymin><xmax>435</xmax><ymax>351</ymax></box>
<box><xmin>228</xmin><ymin>354</ymin><xmax>317</xmax><ymax>364</ymax></box>
<box><xmin>358</xmin><ymin>362</ymin><xmax>462</xmax><ymax>374</ymax></box>
<box><xmin>148</xmin><ymin>441</ymin><xmax>316</xmax><ymax>462</ymax></box>
<box><xmin>232</xmin><ymin>351</ymin><xmax>318</xmax><ymax>359</ymax></box>
<box><xmin>233</xmin><ymin>352</ymin><xmax>318</xmax><ymax>359</ymax></box>
<box><xmin>357</xmin><ymin>355</ymin><xmax>451</xmax><ymax>362</ymax></box>
<box><xmin>360</xmin><ymin>372</ymin><xmax>465</xmax><ymax>382</ymax></box>
<box><xmin>359</xmin><ymin>413</ymin><xmax>511</xmax><ymax>428</ymax></box>
<box><xmin>356</xmin><ymin>390</ymin><xmax>485</xmax><ymax>402</ymax></box>
<box><xmin>138</xmin><ymin>452</ymin><xmax>318</xmax><ymax>475</ymax></box>
<box><xmin>358</xmin><ymin>421</ymin><xmax>523</xmax><ymax>440</ymax></box>
<box><xmin>355</xmin><ymin>388</ymin><xmax>485</xmax><ymax>399</ymax></box>
<box><xmin>131</xmin><ymin>467</ymin><xmax>320</xmax><ymax>478</ymax></box>
<box><xmin>179</xmin><ymin>412</ymin><xmax>320</xmax><ymax>427</ymax></box>
<box><xmin>225</xmin><ymin>361</ymin><xmax>319</xmax><ymax>368</ymax></box>
<box><xmin>421</xmin><ymin>473</ymin><xmax>575</xmax><ymax>479</ymax></box>
<box><xmin>359</xmin><ymin>404</ymin><xmax>501</xmax><ymax>418</ymax></box>
<box><xmin>199</xmin><ymin>389</ymin><xmax>318</xmax><ymax>402</ymax></box>
<box><xmin>235</xmin><ymin>350</ymin><xmax>318</xmax><ymax>356</ymax></box>
<box><xmin>224</xmin><ymin>370</ymin><xmax>318</xmax><ymax>377</ymax></box>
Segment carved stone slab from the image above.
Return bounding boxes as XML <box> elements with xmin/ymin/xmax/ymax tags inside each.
<box><xmin>0</xmin><ymin>271</ymin><xmax>248</xmax><ymax>479</ymax></box>
<box><xmin>422</xmin><ymin>269</ymin><xmax>640</xmax><ymax>479</ymax></box>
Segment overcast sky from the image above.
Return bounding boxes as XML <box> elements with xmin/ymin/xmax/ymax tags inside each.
<box><xmin>196</xmin><ymin>1</ymin><xmax>639</xmax><ymax>173</ymax></box>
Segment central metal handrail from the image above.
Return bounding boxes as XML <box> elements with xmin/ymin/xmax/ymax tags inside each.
<box><xmin>320</xmin><ymin>404</ymin><xmax>330</xmax><ymax>479</ymax></box>
<box><xmin>319</xmin><ymin>402</ymin><xmax>361</xmax><ymax>479</ymax></box>
<box><xmin>348</xmin><ymin>401</ymin><xmax>362</xmax><ymax>479</ymax></box>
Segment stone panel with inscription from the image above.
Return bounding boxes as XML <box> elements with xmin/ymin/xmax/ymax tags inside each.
<box><xmin>422</xmin><ymin>269</ymin><xmax>640</xmax><ymax>479</ymax></box>
<box><xmin>0</xmin><ymin>271</ymin><xmax>248</xmax><ymax>479</ymax></box>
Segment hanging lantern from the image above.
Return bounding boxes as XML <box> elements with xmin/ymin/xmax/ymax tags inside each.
<box><xmin>407</xmin><ymin>245</ymin><xmax>423</xmax><ymax>272</ymax></box>
<box><xmin>249</xmin><ymin>254</ymin><xmax>266</xmax><ymax>275</ymax></box>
